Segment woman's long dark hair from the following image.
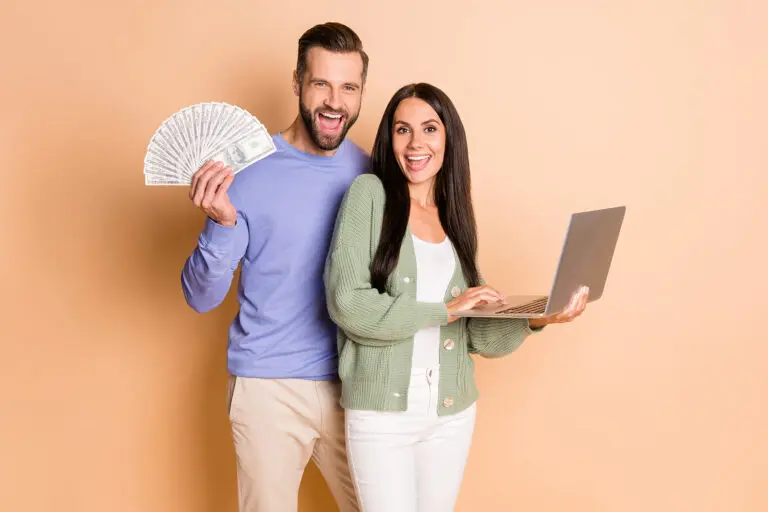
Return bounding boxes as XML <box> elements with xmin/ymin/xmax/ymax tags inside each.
<box><xmin>370</xmin><ymin>83</ymin><xmax>480</xmax><ymax>293</ymax></box>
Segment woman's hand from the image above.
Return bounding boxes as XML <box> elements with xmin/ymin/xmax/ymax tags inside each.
<box><xmin>528</xmin><ymin>286</ymin><xmax>590</xmax><ymax>329</ymax></box>
<box><xmin>446</xmin><ymin>286</ymin><xmax>506</xmax><ymax>323</ymax></box>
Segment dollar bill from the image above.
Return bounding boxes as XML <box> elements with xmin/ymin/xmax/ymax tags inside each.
<box><xmin>205</xmin><ymin>128</ymin><xmax>276</xmax><ymax>173</ymax></box>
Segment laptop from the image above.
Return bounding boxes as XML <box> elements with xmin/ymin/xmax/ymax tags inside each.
<box><xmin>452</xmin><ymin>205</ymin><xmax>626</xmax><ymax>319</ymax></box>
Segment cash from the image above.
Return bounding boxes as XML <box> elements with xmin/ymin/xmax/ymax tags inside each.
<box><xmin>143</xmin><ymin>102</ymin><xmax>277</xmax><ymax>186</ymax></box>
<box><xmin>205</xmin><ymin>129</ymin><xmax>276</xmax><ymax>173</ymax></box>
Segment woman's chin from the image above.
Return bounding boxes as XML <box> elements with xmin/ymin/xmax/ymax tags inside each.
<box><xmin>404</xmin><ymin>172</ymin><xmax>437</xmax><ymax>186</ymax></box>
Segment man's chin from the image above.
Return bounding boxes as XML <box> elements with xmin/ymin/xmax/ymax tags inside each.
<box><xmin>312</xmin><ymin>129</ymin><xmax>345</xmax><ymax>151</ymax></box>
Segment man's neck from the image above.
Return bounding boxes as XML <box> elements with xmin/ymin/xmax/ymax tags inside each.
<box><xmin>281</xmin><ymin>116</ymin><xmax>339</xmax><ymax>157</ymax></box>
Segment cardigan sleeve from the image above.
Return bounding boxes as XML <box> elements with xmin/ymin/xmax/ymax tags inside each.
<box><xmin>466</xmin><ymin>317</ymin><xmax>534</xmax><ymax>357</ymax></box>
<box><xmin>324</xmin><ymin>175</ymin><xmax>449</xmax><ymax>346</ymax></box>
<box><xmin>466</xmin><ymin>275</ymin><xmax>544</xmax><ymax>357</ymax></box>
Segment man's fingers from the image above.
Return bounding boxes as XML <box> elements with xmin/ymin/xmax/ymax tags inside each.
<box><xmin>213</xmin><ymin>174</ymin><xmax>235</xmax><ymax>204</ymax></box>
<box><xmin>216</xmin><ymin>169</ymin><xmax>235</xmax><ymax>195</ymax></box>
<box><xmin>201</xmin><ymin>169</ymin><xmax>229</xmax><ymax>208</ymax></box>
<box><xmin>190</xmin><ymin>161</ymin><xmax>219</xmax><ymax>199</ymax></box>
<box><xmin>191</xmin><ymin>166</ymin><xmax>219</xmax><ymax>206</ymax></box>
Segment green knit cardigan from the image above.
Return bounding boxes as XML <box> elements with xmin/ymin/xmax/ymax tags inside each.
<box><xmin>324</xmin><ymin>174</ymin><xmax>539</xmax><ymax>416</ymax></box>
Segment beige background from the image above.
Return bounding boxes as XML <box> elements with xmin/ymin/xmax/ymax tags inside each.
<box><xmin>2</xmin><ymin>1</ymin><xmax>767</xmax><ymax>511</ymax></box>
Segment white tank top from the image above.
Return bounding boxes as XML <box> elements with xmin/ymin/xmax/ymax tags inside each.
<box><xmin>410</xmin><ymin>234</ymin><xmax>456</xmax><ymax>369</ymax></box>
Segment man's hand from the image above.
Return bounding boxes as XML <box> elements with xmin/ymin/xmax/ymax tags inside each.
<box><xmin>190</xmin><ymin>161</ymin><xmax>237</xmax><ymax>227</ymax></box>
<box><xmin>528</xmin><ymin>286</ymin><xmax>590</xmax><ymax>329</ymax></box>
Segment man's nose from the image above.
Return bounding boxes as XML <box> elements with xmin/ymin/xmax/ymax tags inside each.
<box><xmin>323</xmin><ymin>87</ymin><xmax>342</xmax><ymax>111</ymax></box>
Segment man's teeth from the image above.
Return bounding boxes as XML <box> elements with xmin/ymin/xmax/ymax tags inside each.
<box><xmin>407</xmin><ymin>155</ymin><xmax>430</xmax><ymax>161</ymax></box>
<box><xmin>320</xmin><ymin>113</ymin><xmax>342</xmax><ymax>119</ymax></box>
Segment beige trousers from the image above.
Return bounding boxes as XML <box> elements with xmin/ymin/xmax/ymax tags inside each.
<box><xmin>227</xmin><ymin>376</ymin><xmax>359</xmax><ymax>512</ymax></box>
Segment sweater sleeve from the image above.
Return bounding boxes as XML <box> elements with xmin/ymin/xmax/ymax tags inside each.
<box><xmin>466</xmin><ymin>276</ymin><xmax>543</xmax><ymax>357</ymax></box>
<box><xmin>324</xmin><ymin>176</ymin><xmax>449</xmax><ymax>346</ymax></box>
<box><xmin>466</xmin><ymin>317</ymin><xmax>534</xmax><ymax>357</ymax></box>
<box><xmin>180</xmin><ymin>186</ymin><xmax>249</xmax><ymax>313</ymax></box>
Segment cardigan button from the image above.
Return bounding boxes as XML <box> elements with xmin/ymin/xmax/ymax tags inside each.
<box><xmin>403</xmin><ymin>277</ymin><xmax>410</xmax><ymax>283</ymax></box>
<box><xmin>442</xmin><ymin>397</ymin><xmax>454</xmax><ymax>408</ymax></box>
<box><xmin>443</xmin><ymin>339</ymin><xmax>455</xmax><ymax>350</ymax></box>
<box><xmin>451</xmin><ymin>286</ymin><xmax>461</xmax><ymax>298</ymax></box>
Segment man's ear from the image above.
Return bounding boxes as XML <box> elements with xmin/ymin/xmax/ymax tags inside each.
<box><xmin>292</xmin><ymin>70</ymin><xmax>300</xmax><ymax>97</ymax></box>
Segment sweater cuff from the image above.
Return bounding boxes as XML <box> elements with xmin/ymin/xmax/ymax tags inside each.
<box><xmin>418</xmin><ymin>302</ymin><xmax>449</xmax><ymax>328</ymax></box>
<box><xmin>199</xmin><ymin>217</ymin><xmax>236</xmax><ymax>250</ymax></box>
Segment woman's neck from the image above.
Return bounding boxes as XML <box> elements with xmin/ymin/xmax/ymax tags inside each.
<box><xmin>408</xmin><ymin>180</ymin><xmax>436</xmax><ymax>208</ymax></box>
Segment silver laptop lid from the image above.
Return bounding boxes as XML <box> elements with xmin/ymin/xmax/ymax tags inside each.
<box><xmin>545</xmin><ymin>206</ymin><xmax>626</xmax><ymax>314</ymax></box>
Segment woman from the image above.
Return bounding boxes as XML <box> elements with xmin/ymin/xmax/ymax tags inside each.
<box><xmin>324</xmin><ymin>83</ymin><xmax>588</xmax><ymax>511</ymax></box>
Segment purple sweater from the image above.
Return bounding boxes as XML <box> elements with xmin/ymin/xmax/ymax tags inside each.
<box><xmin>181</xmin><ymin>133</ymin><xmax>369</xmax><ymax>379</ymax></box>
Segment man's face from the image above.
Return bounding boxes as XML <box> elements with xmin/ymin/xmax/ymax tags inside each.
<box><xmin>294</xmin><ymin>47</ymin><xmax>365</xmax><ymax>152</ymax></box>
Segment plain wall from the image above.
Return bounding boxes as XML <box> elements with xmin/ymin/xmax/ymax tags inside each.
<box><xmin>2</xmin><ymin>1</ymin><xmax>767</xmax><ymax>511</ymax></box>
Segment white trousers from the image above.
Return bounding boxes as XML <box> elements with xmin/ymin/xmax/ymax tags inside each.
<box><xmin>345</xmin><ymin>366</ymin><xmax>477</xmax><ymax>512</ymax></box>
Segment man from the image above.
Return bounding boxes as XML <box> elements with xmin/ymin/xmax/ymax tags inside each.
<box><xmin>181</xmin><ymin>22</ymin><xmax>369</xmax><ymax>512</ymax></box>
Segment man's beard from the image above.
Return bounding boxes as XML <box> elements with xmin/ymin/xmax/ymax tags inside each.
<box><xmin>299</xmin><ymin>95</ymin><xmax>360</xmax><ymax>152</ymax></box>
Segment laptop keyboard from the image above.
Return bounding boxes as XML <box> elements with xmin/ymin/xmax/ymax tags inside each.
<box><xmin>494</xmin><ymin>297</ymin><xmax>549</xmax><ymax>315</ymax></box>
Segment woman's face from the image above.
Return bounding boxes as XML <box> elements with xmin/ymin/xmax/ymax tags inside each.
<box><xmin>391</xmin><ymin>97</ymin><xmax>446</xmax><ymax>187</ymax></box>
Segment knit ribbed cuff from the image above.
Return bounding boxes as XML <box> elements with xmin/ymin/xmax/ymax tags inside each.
<box><xmin>417</xmin><ymin>302</ymin><xmax>449</xmax><ymax>328</ymax></box>
<box><xmin>199</xmin><ymin>217</ymin><xmax>236</xmax><ymax>251</ymax></box>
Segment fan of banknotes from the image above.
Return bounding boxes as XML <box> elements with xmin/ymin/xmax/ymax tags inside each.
<box><xmin>143</xmin><ymin>102</ymin><xmax>277</xmax><ymax>186</ymax></box>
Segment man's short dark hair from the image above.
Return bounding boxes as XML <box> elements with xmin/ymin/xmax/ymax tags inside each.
<box><xmin>297</xmin><ymin>22</ymin><xmax>369</xmax><ymax>85</ymax></box>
